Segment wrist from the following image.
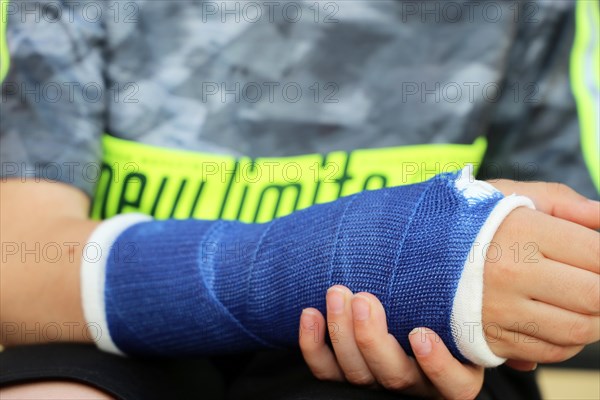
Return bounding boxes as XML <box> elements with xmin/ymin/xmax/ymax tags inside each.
<box><xmin>449</xmin><ymin>177</ymin><xmax>535</xmax><ymax>366</ymax></box>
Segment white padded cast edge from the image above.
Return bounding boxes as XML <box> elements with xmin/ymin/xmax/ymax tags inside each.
<box><xmin>80</xmin><ymin>213</ymin><xmax>152</xmax><ymax>355</ymax></box>
<box><xmin>451</xmin><ymin>167</ymin><xmax>536</xmax><ymax>366</ymax></box>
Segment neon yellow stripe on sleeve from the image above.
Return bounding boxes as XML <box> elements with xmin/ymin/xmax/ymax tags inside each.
<box><xmin>0</xmin><ymin>0</ymin><xmax>9</xmax><ymax>83</ymax></box>
<box><xmin>570</xmin><ymin>0</ymin><xmax>600</xmax><ymax>192</ymax></box>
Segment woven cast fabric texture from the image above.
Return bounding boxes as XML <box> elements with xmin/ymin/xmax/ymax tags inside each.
<box><xmin>104</xmin><ymin>171</ymin><xmax>503</xmax><ymax>362</ymax></box>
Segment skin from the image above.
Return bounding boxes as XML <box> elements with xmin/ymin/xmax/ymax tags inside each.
<box><xmin>1</xmin><ymin>179</ymin><xmax>598</xmax><ymax>399</ymax></box>
<box><xmin>299</xmin><ymin>181</ymin><xmax>600</xmax><ymax>399</ymax></box>
<box><xmin>0</xmin><ymin>181</ymin><xmax>99</xmax><ymax>345</ymax></box>
<box><xmin>0</xmin><ymin>381</ymin><xmax>114</xmax><ymax>400</ymax></box>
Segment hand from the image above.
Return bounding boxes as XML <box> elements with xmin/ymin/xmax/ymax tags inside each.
<box><xmin>482</xmin><ymin>205</ymin><xmax>599</xmax><ymax>362</ymax></box>
<box><xmin>484</xmin><ymin>179</ymin><xmax>600</xmax><ymax>362</ymax></box>
<box><xmin>299</xmin><ymin>285</ymin><xmax>485</xmax><ymax>399</ymax></box>
<box><xmin>298</xmin><ymin>181</ymin><xmax>598</xmax><ymax>396</ymax></box>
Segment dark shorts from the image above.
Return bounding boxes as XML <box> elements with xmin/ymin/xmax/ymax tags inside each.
<box><xmin>0</xmin><ymin>344</ymin><xmax>541</xmax><ymax>400</ymax></box>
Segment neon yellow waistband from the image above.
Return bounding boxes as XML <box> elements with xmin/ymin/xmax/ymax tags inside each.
<box><xmin>91</xmin><ymin>135</ymin><xmax>487</xmax><ymax>222</ymax></box>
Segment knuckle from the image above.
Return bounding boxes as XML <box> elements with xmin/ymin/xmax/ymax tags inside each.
<box><xmin>354</xmin><ymin>332</ymin><xmax>378</xmax><ymax>350</ymax></box>
<box><xmin>499</xmin><ymin>261</ymin><xmax>520</xmax><ymax>278</ymax></box>
<box><xmin>488</xmin><ymin>260</ymin><xmax>520</xmax><ymax>287</ymax></box>
<box><xmin>583</xmin><ymin>281</ymin><xmax>600</xmax><ymax>314</ymax></box>
<box><xmin>379</xmin><ymin>375</ymin><xmax>415</xmax><ymax>391</ymax></box>
<box><xmin>588</xmin><ymin>238</ymin><xmax>600</xmax><ymax>272</ymax></box>
<box><xmin>568</xmin><ymin>317</ymin><xmax>593</xmax><ymax>345</ymax></box>
<box><xmin>344</xmin><ymin>370</ymin><xmax>375</xmax><ymax>386</ymax></box>
<box><xmin>425</xmin><ymin>363</ymin><xmax>447</xmax><ymax>381</ymax></box>
<box><xmin>540</xmin><ymin>344</ymin><xmax>569</xmax><ymax>363</ymax></box>
<box><xmin>547</xmin><ymin>182</ymin><xmax>571</xmax><ymax>196</ymax></box>
<box><xmin>311</xmin><ymin>368</ymin><xmax>334</xmax><ymax>381</ymax></box>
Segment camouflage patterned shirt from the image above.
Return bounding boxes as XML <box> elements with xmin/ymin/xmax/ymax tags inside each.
<box><xmin>1</xmin><ymin>0</ymin><xmax>598</xmax><ymax>201</ymax></box>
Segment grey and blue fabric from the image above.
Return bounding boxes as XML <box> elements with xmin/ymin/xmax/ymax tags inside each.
<box><xmin>1</xmin><ymin>1</ymin><xmax>597</xmax><ymax>198</ymax></box>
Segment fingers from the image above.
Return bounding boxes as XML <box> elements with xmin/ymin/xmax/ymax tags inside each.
<box><xmin>492</xmin><ymin>207</ymin><xmax>599</xmax><ymax>273</ymax></box>
<box><xmin>409</xmin><ymin>328</ymin><xmax>484</xmax><ymax>400</ymax></box>
<box><xmin>532</xmin><ymin>211</ymin><xmax>600</xmax><ymax>274</ymax></box>
<box><xmin>487</xmin><ymin>329</ymin><xmax>584</xmax><ymax>363</ymax></box>
<box><xmin>537</xmin><ymin>182</ymin><xmax>600</xmax><ymax>230</ymax></box>
<box><xmin>520</xmin><ymin>258</ymin><xmax>600</xmax><ymax>316</ymax></box>
<box><xmin>351</xmin><ymin>293</ymin><xmax>432</xmax><ymax>396</ymax></box>
<box><xmin>486</xmin><ymin>297</ymin><xmax>600</xmax><ymax>347</ymax></box>
<box><xmin>300</xmin><ymin>287</ymin><xmax>486</xmax><ymax>398</ymax></box>
<box><xmin>299</xmin><ymin>308</ymin><xmax>344</xmax><ymax>381</ymax></box>
<box><xmin>326</xmin><ymin>286</ymin><xmax>376</xmax><ymax>386</ymax></box>
<box><xmin>491</xmin><ymin>180</ymin><xmax>600</xmax><ymax>229</ymax></box>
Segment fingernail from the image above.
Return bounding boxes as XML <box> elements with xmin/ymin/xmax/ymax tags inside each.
<box><xmin>301</xmin><ymin>309</ymin><xmax>317</xmax><ymax>330</ymax></box>
<box><xmin>351</xmin><ymin>295</ymin><xmax>371</xmax><ymax>321</ymax></box>
<box><xmin>327</xmin><ymin>287</ymin><xmax>345</xmax><ymax>315</ymax></box>
<box><xmin>410</xmin><ymin>327</ymin><xmax>432</xmax><ymax>356</ymax></box>
<box><xmin>531</xmin><ymin>363</ymin><xmax>538</xmax><ymax>371</ymax></box>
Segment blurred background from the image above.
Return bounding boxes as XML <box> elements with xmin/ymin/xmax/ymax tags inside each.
<box><xmin>537</xmin><ymin>343</ymin><xmax>599</xmax><ymax>399</ymax></box>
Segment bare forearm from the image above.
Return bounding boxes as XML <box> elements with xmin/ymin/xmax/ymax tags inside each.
<box><xmin>1</xmin><ymin>180</ymin><xmax>100</xmax><ymax>346</ymax></box>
